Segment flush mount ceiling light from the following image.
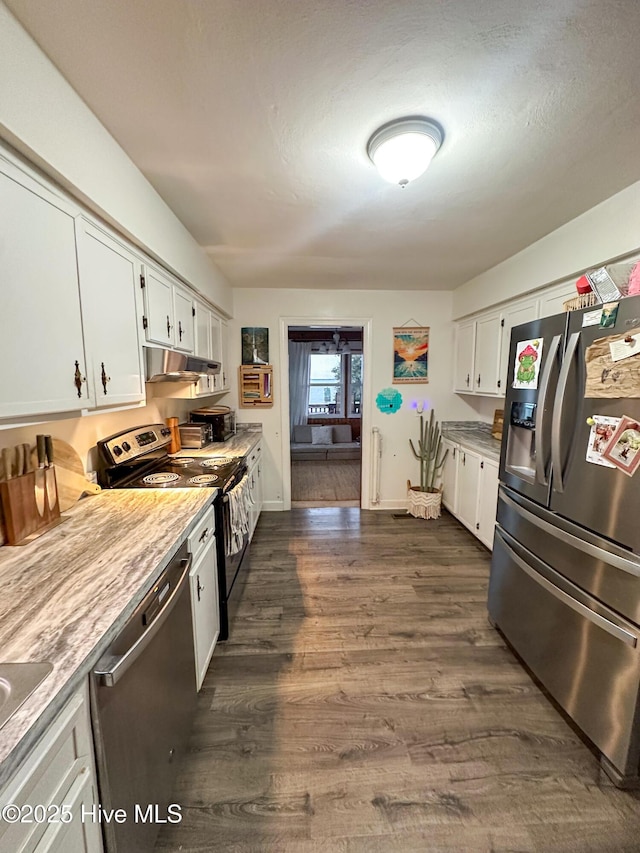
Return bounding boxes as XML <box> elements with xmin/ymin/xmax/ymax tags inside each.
<box><xmin>367</xmin><ymin>117</ymin><xmax>443</xmax><ymax>187</ymax></box>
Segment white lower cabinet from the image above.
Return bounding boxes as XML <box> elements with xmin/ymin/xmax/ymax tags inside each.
<box><xmin>440</xmin><ymin>439</ymin><xmax>459</xmax><ymax>515</ymax></box>
<box><xmin>246</xmin><ymin>442</ymin><xmax>263</xmax><ymax>539</ymax></box>
<box><xmin>188</xmin><ymin>507</ymin><xmax>219</xmax><ymax>690</ymax></box>
<box><xmin>441</xmin><ymin>441</ymin><xmax>500</xmax><ymax>552</ymax></box>
<box><xmin>457</xmin><ymin>448</ymin><xmax>482</xmax><ymax>533</ymax></box>
<box><xmin>477</xmin><ymin>459</ymin><xmax>500</xmax><ymax>549</ymax></box>
<box><xmin>0</xmin><ymin>683</ymin><xmax>103</xmax><ymax>853</ymax></box>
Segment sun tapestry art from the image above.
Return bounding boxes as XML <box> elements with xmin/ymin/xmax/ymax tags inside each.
<box><xmin>393</xmin><ymin>327</ymin><xmax>429</xmax><ymax>384</ymax></box>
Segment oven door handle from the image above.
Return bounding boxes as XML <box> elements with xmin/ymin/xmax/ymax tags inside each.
<box><xmin>94</xmin><ymin>553</ymin><xmax>192</xmax><ymax>687</ymax></box>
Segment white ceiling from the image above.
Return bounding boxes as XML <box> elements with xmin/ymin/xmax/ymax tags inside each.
<box><xmin>6</xmin><ymin>0</ymin><xmax>640</xmax><ymax>291</ymax></box>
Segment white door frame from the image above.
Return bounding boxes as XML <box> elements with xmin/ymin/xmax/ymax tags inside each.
<box><xmin>279</xmin><ymin>315</ymin><xmax>374</xmax><ymax>511</ymax></box>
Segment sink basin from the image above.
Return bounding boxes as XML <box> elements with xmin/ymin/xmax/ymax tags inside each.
<box><xmin>0</xmin><ymin>663</ymin><xmax>53</xmax><ymax>731</ymax></box>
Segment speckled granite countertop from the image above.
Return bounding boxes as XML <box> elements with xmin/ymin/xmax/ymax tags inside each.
<box><xmin>442</xmin><ymin>421</ymin><xmax>502</xmax><ymax>462</ymax></box>
<box><xmin>173</xmin><ymin>426</ymin><xmax>262</xmax><ymax>460</ymax></box>
<box><xmin>0</xmin><ymin>488</ymin><xmax>213</xmax><ymax>788</ymax></box>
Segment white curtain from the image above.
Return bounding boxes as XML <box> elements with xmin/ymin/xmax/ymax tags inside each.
<box><xmin>288</xmin><ymin>341</ymin><xmax>312</xmax><ymax>436</ymax></box>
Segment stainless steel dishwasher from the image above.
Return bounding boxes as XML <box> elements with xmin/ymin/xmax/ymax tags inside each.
<box><xmin>90</xmin><ymin>541</ymin><xmax>197</xmax><ymax>853</ymax></box>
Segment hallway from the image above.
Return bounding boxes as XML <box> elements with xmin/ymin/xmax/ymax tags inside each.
<box><xmin>156</xmin><ymin>509</ymin><xmax>640</xmax><ymax>852</ymax></box>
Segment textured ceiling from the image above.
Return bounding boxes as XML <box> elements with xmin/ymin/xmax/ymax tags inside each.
<box><xmin>6</xmin><ymin>0</ymin><xmax>640</xmax><ymax>291</ymax></box>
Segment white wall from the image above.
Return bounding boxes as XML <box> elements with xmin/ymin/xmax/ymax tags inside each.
<box><xmin>0</xmin><ymin>2</ymin><xmax>232</xmax><ymax>316</ymax></box>
<box><xmin>453</xmin><ymin>179</ymin><xmax>640</xmax><ymax>319</ymax></box>
<box><xmin>229</xmin><ymin>288</ymin><xmax>481</xmax><ymax>511</ymax></box>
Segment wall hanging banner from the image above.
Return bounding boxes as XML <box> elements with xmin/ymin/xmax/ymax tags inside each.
<box><xmin>392</xmin><ymin>327</ymin><xmax>429</xmax><ymax>383</ymax></box>
<box><xmin>584</xmin><ymin>327</ymin><xmax>640</xmax><ymax>397</ymax></box>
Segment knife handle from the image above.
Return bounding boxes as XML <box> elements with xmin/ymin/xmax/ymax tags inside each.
<box><xmin>2</xmin><ymin>447</ymin><xmax>14</xmax><ymax>480</ymax></box>
<box><xmin>36</xmin><ymin>435</ymin><xmax>46</xmax><ymax>468</ymax></box>
<box><xmin>22</xmin><ymin>443</ymin><xmax>33</xmax><ymax>474</ymax></box>
<box><xmin>44</xmin><ymin>436</ymin><xmax>54</xmax><ymax>467</ymax></box>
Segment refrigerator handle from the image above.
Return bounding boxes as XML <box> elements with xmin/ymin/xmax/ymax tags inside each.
<box><xmin>534</xmin><ymin>334</ymin><xmax>562</xmax><ymax>486</ymax></box>
<box><xmin>551</xmin><ymin>331</ymin><xmax>580</xmax><ymax>494</ymax></box>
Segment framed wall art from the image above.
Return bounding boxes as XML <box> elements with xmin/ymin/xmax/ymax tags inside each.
<box><xmin>242</xmin><ymin>327</ymin><xmax>269</xmax><ymax>365</ymax></box>
<box><xmin>393</xmin><ymin>326</ymin><xmax>429</xmax><ymax>384</ymax></box>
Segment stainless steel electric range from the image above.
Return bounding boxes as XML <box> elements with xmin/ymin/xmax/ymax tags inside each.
<box><xmin>97</xmin><ymin>423</ymin><xmax>249</xmax><ymax>640</ymax></box>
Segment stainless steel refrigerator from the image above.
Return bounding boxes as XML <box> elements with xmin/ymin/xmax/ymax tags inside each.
<box><xmin>488</xmin><ymin>293</ymin><xmax>640</xmax><ymax>787</ymax></box>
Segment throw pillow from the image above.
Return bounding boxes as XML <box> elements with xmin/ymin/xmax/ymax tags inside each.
<box><xmin>311</xmin><ymin>425</ymin><xmax>333</xmax><ymax>445</ymax></box>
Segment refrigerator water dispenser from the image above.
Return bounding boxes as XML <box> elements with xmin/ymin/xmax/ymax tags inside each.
<box><xmin>505</xmin><ymin>401</ymin><xmax>537</xmax><ymax>482</ymax></box>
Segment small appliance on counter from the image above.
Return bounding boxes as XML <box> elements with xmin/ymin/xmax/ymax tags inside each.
<box><xmin>189</xmin><ymin>406</ymin><xmax>236</xmax><ymax>442</ymax></box>
<box><xmin>178</xmin><ymin>422</ymin><xmax>214</xmax><ymax>449</ymax></box>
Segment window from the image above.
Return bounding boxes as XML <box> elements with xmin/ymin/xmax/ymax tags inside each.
<box><xmin>308</xmin><ymin>353</ymin><xmax>362</xmax><ymax>417</ymax></box>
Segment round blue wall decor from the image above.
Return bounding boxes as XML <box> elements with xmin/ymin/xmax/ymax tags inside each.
<box><xmin>376</xmin><ymin>388</ymin><xmax>403</xmax><ymax>414</ymax></box>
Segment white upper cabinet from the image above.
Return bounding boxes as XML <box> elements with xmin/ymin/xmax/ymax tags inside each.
<box><xmin>141</xmin><ymin>263</ymin><xmax>195</xmax><ymax>353</ymax></box>
<box><xmin>0</xmin><ymin>157</ymin><xmax>88</xmax><ymax>418</ymax></box>
<box><xmin>142</xmin><ymin>264</ymin><xmax>175</xmax><ymax>346</ymax></box>
<box><xmin>75</xmin><ymin>219</ymin><xmax>145</xmax><ymax>408</ymax></box>
<box><xmin>220</xmin><ymin>320</ymin><xmax>230</xmax><ymax>391</ymax></box>
<box><xmin>453</xmin><ymin>315</ymin><xmax>502</xmax><ymax>396</ymax></box>
<box><xmin>474</xmin><ymin>312</ymin><xmax>502</xmax><ymax>394</ymax></box>
<box><xmin>538</xmin><ymin>282</ymin><xmax>578</xmax><ymax>318</ymax></box>
<box><xmin>453</xmin><ymin>321</ymin><xmax>475</xmax><ymax>393</ymax></box>
<box><xmin>498</xmin><ymin>297</ymin><xmax>539</xmax><ymax>393</ymax></box>
<box><xmin>173</xmin><ymin>285</ymin><xmax>195</xmax><ymax>353</ymax></box>
<box><xmin>194</xmin><ymin>299</ymin><xmax>211</xmax><ymax>359</ymax></box>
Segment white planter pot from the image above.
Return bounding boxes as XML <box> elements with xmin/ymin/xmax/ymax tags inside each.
<box><xmin>407</xmin><ymin>485</ymin><xmax>442</xmax><ymax>519</ymax></box>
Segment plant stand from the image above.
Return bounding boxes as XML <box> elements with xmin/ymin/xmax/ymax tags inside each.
<box><xmin>407</xmin><ymin>481</ymin><xmax>442</xmax><ymax>520</ymax></box>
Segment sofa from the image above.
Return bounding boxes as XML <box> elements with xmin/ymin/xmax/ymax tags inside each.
<box><xmin>291</xmin><ymin>424</ymin><xmax>360</xmax><ymax>461</ymax></box>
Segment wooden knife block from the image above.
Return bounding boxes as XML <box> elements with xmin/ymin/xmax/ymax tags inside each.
<box><xmin>0</xmin><ymin>468</ymin><xmax>63</xmax><ymax>546</ymax></box>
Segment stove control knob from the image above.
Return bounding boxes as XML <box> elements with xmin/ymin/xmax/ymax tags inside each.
<box><xmin>112</xmin><ymin>445</ymin><xmax>123</xmax><ymax>457</ymax></box>
<box><xmin>122</xmin><ymin>441</ymin><xmax>131</xmax><ymax>452</ymax></box>
<box><xmin>160</xmin><ymin>428</ymin><xmax>171</xmax><ymax>437</ymax></box>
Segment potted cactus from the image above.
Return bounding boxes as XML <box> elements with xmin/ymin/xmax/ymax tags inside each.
<box><xmin>407</xmin><ymin>409</ymin><xmax>449</xmax><ymax>518</ymax></box>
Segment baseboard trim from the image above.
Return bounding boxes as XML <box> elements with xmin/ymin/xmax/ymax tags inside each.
<box><xmin>263</xmin><ymin>500</ymin><xmax>285</xmax><ymax>512</ymax></box>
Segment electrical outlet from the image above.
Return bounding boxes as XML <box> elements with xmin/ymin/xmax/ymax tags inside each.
<box><xmin>86</xmin><ymin>470</ymin><xmax>98</xmax><ymax>484</ymax></box>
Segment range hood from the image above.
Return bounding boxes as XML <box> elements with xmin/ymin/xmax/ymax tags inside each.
<box><xmin>145</xmin><ymin>347</ymin><xmax>221</xmax><ymax>383</ymax></box>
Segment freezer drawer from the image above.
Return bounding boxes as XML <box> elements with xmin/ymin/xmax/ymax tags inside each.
<box><xmin>489</xmin><ymin>528</ymin><xmax>640</xmax><ymax>783</ymax></box>
<box><xmin>497</xmin><ymin>486</ymin><xmax>640</xmax><ymax>625</ymax></box>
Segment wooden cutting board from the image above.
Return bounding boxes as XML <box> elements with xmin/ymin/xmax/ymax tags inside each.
<box><xmin>30</xmin><ymin>438</ymin><xmax>100</xmax><ymax>512</ymax></box>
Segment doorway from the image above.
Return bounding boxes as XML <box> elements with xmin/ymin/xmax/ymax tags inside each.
<box><xmin>286</xmin><ymin>325</ymin><xmax>364</xmax><ymax>508</ymax></box>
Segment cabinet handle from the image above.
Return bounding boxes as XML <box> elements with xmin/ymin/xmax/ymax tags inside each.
<box><xmin>452</xmin><ymin>448</ymin><xmax>456</xmax><ymax>459</ymax></box>
<box><xmin>167</xmin><ymin>315</ymin><xmax>172</xmax><ymax>338</ymax></box>
<box><xmin>481</xmin><ymin>461</ymin><xmax>484</xmax><ymax>469</ymax></box>
<box><xmin>197</xmin><ymin>574</ymin><xmax>204</xmax><ymax>602</ymax></box>
<box><xmin>462</xmin><ymin>452</ymin><xmax>466</xmax><ymax>465</ymax></box>
<box><xmin>477</xmin><ymin>374</ymin><xmax>481</xmax><ymax>386</ymax></box>
<box><xmin>100</xmin><ymin>362</ymin><xmax>111</xmax><ymax>395</ymax></box>
<box><xmin>178</xmin><ymin>320</ymin><xmax>183</xmax><ymax>341</ymax></box>
<box><xmin>73</xmin><ymin>360</ymin><xmax>86</xmax><ymax>398</ymax></box>
<box><xmin>198</xmin><ymin>527</ymin><xmax>209</xmax><ymax>543</ymax></box>
<box><xmin>475</xmin><ymin>522</ymin><xmax>480</xmax><ymax>530</ymax></box>
<box><xmin>466</xmin><ymin>373</ymin><xmax>470</xmax><ymax>387</ymax></box>
<box><xmin>497</xmin><ymin>379</ymin><xmax>501</xmax><ymax>389</ymax></box>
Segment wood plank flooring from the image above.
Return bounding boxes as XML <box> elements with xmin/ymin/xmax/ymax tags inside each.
<box><xmin>291</xmin><ymin>459</ymin><xmax>361</xmax><ymax>503</ymax></box>
<box><xmin>156</xmin><ymin>509</ymin><xmax>640</xmax><ymax>852</ymax></box>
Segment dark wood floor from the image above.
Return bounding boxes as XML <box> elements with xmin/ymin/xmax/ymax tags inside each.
<box><xmin>156</xmin><ymin>509</ymin><xmax>640</xmax><ymax>852</ymax></box>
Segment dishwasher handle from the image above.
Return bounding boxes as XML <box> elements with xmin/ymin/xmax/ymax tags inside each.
<box><xmin>95</xmin><ymin>553</ymin><xmax>192</xmax><ymax>687</ymax></box>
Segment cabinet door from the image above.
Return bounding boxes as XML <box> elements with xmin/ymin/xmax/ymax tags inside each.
<box><xmin>35</xmin><ymin>770</ymin><xmax>103</xmax><ymax>852</ymax></box>
<box><xmin>538</xmin><ymin>282</ymin><xmax>576</xmax><ymax>318</ymax></box>
<box><xmin>194</xmin><ymin>300</ymin><xmax>211</xmax><ymax>359</ymax></box>
<box><xmin>174</xmin><ymin>286</ymin><xmax>194</xmax><ymax>353</ymax></box>
<box><xmin>0</xmin><ymin>161</ymin><xmax>87</xmax><ymax>418</ymax></box>
<box><xmin>76</xmin><ymin>220</ymin><xmax>145</xmax><ymax>407</ymax></box>
<box><xmin>143</xmin><ymin>265</ymin><xmax>175</xmax><ymax>346</ymax></box>
<box><xmin>440</xmin><ymin>440</ymin><xmax>459</xmax><ymax>514</ymax></box>
<box><xmin>456</xmin><ymin>448</ymin><xmax>481</xmax><ymax>533</ymax></box>
<box><xmin>189</xmin><ymin>540</ymin><xmax>219</xmax><ymax>690</ymax></box>
<box><xmin>453</xmin><ymin>322</ymin><xmax>475</xmax><ymax>393</ymax></box>
<box><xmin>210</xmin><ymin>314</ymin><xmax>224</xmax><ymax>392</ymax></box>
<box><xmin>477</xmin><ymin>459</ymin><xmax>499</xmax><ymax>550</ymax></box>
<box><xmin>474</xmin><ymin>313</ymin><xmax>502</xmax><ymax>394</ymax></box>
<box><xmin>220</xmin><ymin>320</ymin><xmax>229</xmax><ymax>390</ymax></box>
<box><xmin>498</xmin><ymin>299</ymin><xmax>539</xmax><ymax>394</ymax></box>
